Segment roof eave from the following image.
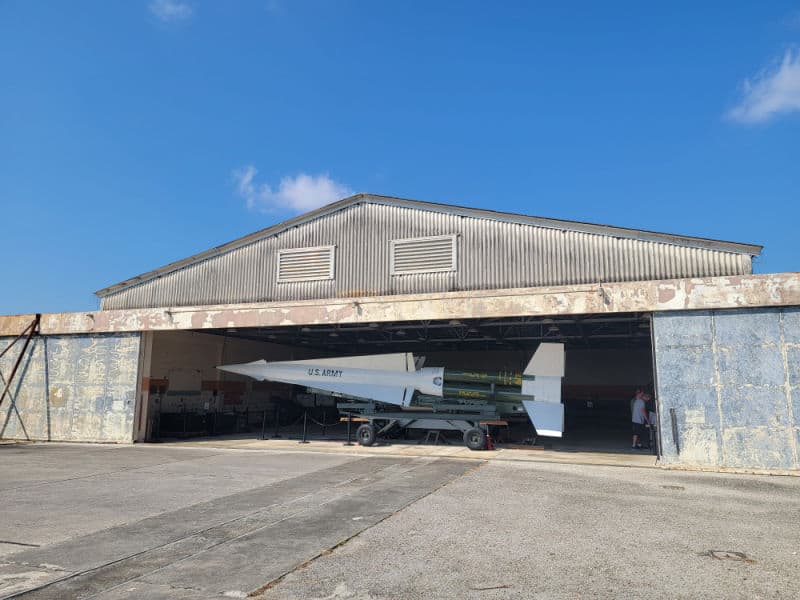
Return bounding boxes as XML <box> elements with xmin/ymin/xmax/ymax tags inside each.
<box><xmin>94</xmin><ymin>193</ymin><xmax>370</xmax><ymax>297</ymax></box>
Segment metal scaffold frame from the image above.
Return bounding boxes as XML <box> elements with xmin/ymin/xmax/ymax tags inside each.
<box><xmin>0</xmin><ymin>314</ymin><xmax>41</xmax><ymax>411</ymax></box>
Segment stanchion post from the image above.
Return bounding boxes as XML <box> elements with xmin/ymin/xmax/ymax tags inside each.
<box><xmin>272</xmin><ymin>405</ymin><xmax>282</xmax><ymax>439</ymax></box>
<box><xmin>261</xmin><ymin>409</ymin><xmax>267</xmax><ymax>440</ymax></box>
<box><xmin>299</xmin><ymin>410</ymin><xmax>309</xmax><ymax>444</ymax></box>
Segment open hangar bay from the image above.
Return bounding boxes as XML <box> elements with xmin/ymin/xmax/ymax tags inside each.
<box><xmin>1</xmin><ymin>194</ymin><xmax>799</xmax><ymax>471</ymax></box>
<box><xmin>139</xmin><ymin>313</ymin><xmax>655</xmax><ymax>452</ymax></box>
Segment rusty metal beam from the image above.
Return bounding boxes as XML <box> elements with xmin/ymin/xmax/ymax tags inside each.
<box><xmin>0</xmin><ymin>314</ymin><xmax>40</xmax><ymax>411</ymax></box>
<box><xmin>1</xmin><ymin>273</ymin><xmax>798</xmax><ymax>337</ymax></box>
<box><xmin>0</xmin><ymin>317</ymin><xmax>37</xmax><ymax>360</ymax></box>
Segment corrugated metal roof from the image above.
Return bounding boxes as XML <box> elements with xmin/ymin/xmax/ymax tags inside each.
<box><xmin>96</xmin><ymin>194</ymin><xmax>762</xmax><ymax>309</ymax></box>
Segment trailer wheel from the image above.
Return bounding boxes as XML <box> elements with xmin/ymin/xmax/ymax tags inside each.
<box><xmin>463</xmin><ymin>427</ymin><xmax>486</xmax><ymax>451</ymax></box>
<box><xmin>356</xmin><ymin>424</ymin><xmax>377</xmax><ymax>447</ymax></box>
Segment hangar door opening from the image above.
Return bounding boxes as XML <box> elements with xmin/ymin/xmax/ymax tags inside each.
<box><xmin>135</xmin><ymin>331</ymin><xmax>317</xmax><ymax>442</ymax></box>
<box><xmin>135</xmin><ymin>313</ymin><xmax>656</xmax><ymax>455</ymax></box>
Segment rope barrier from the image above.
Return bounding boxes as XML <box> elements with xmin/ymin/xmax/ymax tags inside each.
<box><xmin>307</xmin><ymin>415</ymin><xmax>344</xmax><ymax>428</ymax></box>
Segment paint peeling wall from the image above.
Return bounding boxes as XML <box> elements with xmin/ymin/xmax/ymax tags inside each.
<box><xmin>0</xmin><ymin>333</ymin><xmax>140</xmax><ymax>443</ymax></box>
<box><xmin>653</xmin><ymin>308</ymin><xmax>800</xmax><ymax>470</ymax></box>
<box><xmin>3</xmin><ymin>274</ymin><xmax>799</xmax><ymax>337</ymax></box>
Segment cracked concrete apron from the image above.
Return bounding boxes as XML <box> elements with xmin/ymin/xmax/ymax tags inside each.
<box><xmin>0</xmin><ymin>452</ymin><xmax>474</xmax><ymax>599</ymax></box>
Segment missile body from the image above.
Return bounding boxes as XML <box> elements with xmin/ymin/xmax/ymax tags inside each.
<box><xmin>218</xmin><ymin>342</ymin><xmax>566</xmax><ymax>436</ymax></box>
<box><xmin>218</xmin><ymin>353</ymin><xmax>444</xmax><ymax>407</ymax></box>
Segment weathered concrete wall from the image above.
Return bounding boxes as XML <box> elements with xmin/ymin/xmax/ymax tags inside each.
<box><xmin>2</xmin><ymin>273</ymin><xmax>799</xmax><ymax>337</ymax></box>
<box><xmin>653</xmin><ymin>308</ymin><xmax>799</xmax><ymax>470</ymax></box>
<box><xmin>0</xmin><ymin>333</ymin><xmax>140</xmax><ymax>443</ymax></box>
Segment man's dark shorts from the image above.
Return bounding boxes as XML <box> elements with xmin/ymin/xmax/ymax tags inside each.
<box><xmin>632</xmin><ymin>422</ymin><xmax>648</xmax><ymax>437</ymax></box>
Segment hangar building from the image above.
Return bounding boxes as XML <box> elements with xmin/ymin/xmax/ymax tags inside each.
<box><xmin>1</xmin><ymin>194</ymin><xmax>798</xmax><ymax>471</ymax></box>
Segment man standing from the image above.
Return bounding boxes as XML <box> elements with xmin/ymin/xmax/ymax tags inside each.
<box><xmin>631</xmin><ymin>389</ymin><xmax>649</xmax><ymax>449</ymax></box>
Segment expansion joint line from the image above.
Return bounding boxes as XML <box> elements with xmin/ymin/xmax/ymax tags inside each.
<box><xmin>249</xmin><ymin>459</ymin><xmax>487</xmax><ymax>598</ymax></box>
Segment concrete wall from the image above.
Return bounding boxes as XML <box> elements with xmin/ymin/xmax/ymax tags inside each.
<box><xmin>653</xmin><ymin>307</ymin><xmax>800</xmax><ymax>470</ymax></box>
<box><xmin>6</xmin><ymin>273</ymin><xmax>800</xmax><ymax>338</ymax></box>
<box><xmin>0</xmin><ymin>333</ymin><xmax>140</xmax><ymax>443</ymax></box>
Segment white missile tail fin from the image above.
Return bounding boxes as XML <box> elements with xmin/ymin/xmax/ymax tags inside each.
<box><xmin>522</xmin><ymin>400</ymin><xmax>564</xmax><ymax>438</ymax></box>
<box><xmin>521</xmin><ymin>343</ymin><xmax>566</xmax><ymax>438</ymax></box>
<box><xmin>523</xmin><ymin>343</ymin><xmax>565</xmax><ymax>378</ymax></box>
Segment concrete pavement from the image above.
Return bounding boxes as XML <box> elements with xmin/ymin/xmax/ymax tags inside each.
<box><xmin>0</xmin><ymin>443</ymin><xmax>473</xmax><ymax>598</ymax></box>
<box><xmin>258</xmin><ymin>460</ymin><xmax>800</xmax><ymax>600</ymax></box>
<box><xmin>1</xmin><ymin>442</ymin><xmax>798</xmax><ymax>599</ymax></box>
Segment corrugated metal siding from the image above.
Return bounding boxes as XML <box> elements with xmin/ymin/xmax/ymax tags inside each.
<box><xmin>100</xmin><ymin>203</ymin><xmax>754</xmax><ymax>309</ymax></box>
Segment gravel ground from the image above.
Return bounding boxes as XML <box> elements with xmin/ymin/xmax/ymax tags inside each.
<box><xmin>257</xmin><ymin>460</ymin><xmax>800</xmax><ymax>600</ymax></box>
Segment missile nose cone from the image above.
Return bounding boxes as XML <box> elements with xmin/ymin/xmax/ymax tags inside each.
<box><xmin>217</xmin><ymin>360</ymin><xmax>268</xmax><ymax>380</ymax></box>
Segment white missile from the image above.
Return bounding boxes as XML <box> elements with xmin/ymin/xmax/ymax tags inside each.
<box><xmin>218</xmin><ymin>352</ymin><xmax>443</xmax><ymax>407</ymax></box>
<box><xmin>217</xmin><ymin>342</ymin><xmax>566</xmax><ymax>436</ymax></box>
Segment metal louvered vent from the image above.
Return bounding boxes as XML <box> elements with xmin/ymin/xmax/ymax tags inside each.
<box><xmin>391</xmin><ymin>235</ymin><xmax>457</xmax><ymax>275</ymax></box>
<box><xmin>277</xmin><ymin>246</ymin><xmax>335</xmax><ymax>282</ymax></box>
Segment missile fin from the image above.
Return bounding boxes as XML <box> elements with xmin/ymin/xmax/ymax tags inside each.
<box><xmin>523</xmin><ymin>343</ymin><xmax>565</xmax><ymax>377</ymax></box>
<box><xmin>402</xmin><ymin>386</ymin><xmax>415</xmax><ymax>407</ymax></box>
<box><xmin>305</xmin><ymin>381</ymin><xmax>412</xmax><ymax>406</ymax></box>
<box><xmin>521</xmin><ymin>375</ymin><xmax>562</xmax><ymax>404</ymax></box>
<box><xmin>522</xmin><ymin>399</ymin><xmax>564</xmax><ymax>437</ymax></box>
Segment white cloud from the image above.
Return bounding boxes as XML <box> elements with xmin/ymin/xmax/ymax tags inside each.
<box><xmin>728</xmin><ymin>49</ymin><xmax>800</xmax><ymax>124</ymax></box>
<box><xmin>149</xmin><ymin>0</ymin><xmax>193</xmax><ymax>23</ymax></box>
<box><xmin>233</xmin><ymin>166</ymin><xmax>354</xmax><ymax>213</ymax></box>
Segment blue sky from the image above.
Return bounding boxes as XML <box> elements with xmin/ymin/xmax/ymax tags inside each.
<box><xmin>1</xmin><ymin>1</ymin><xmax>799</xmax><ymax>315</ymax></box>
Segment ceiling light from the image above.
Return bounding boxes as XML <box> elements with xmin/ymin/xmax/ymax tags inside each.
<box><xmin>301</xmin><ymin>327</ymin><xmax>311</xmax><ymax>333</ymax></box>
<box><xmin>329</xmin><ymin>332</ymin><xmax>339</xmax><ymax>337</ymax></box>
<box><xmin>395</xmin><ymin>330</ymin><xmax>406</xmax><ymax>336</ymax></box>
